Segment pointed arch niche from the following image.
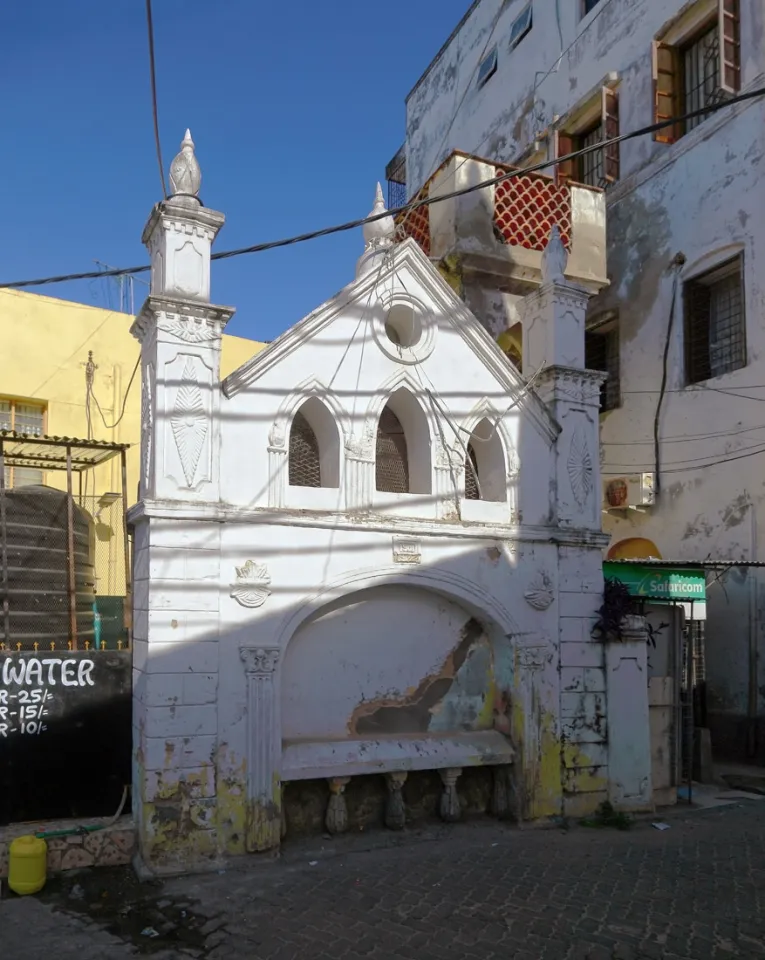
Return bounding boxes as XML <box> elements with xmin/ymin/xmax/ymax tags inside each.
<box><xmin>374</xmin><ymin>387</ymin><xmax>433</xmax><ymax>513</ymax></box>
<box><xmin>288</xmin><ymin>397</ymin><xmax>340</xmax><ymax>489</ymax></box>
<box><xmin>460</xmin><ymin>413</ymin><xmax>519</xmax><ymax>525</ymax></box>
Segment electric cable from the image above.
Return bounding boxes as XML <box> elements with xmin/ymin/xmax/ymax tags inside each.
<box><xmin>2</xmin><ymin>84</ymin><xmax>763</xmax><ymax>291</ymax></box>
<box><xmin>145</xmin><ymin>0</ymin><xmax>168</xmax><ymax>199</ymax></box>
<box><xmin>90</xmin><ymin>355</ymin><xmax>141</xmax><ymax>430</ymax></box>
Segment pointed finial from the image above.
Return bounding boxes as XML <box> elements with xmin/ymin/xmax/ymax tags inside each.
<box><xmin>541</xmin><ymin>225</ymin><xmax>568</xmax><ymax>285</ymax></box>
<box><xmin>362</xmin><ymin>182</ymin><xmax>395</xmax><ymax>249</ymax></box>
<box><xmin>169</xmin><ymin>128</ymin><xmax>201</xmax><ymax>201</ymax></box>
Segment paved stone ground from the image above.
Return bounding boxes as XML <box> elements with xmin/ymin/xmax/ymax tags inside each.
<box><xmin>2</xmin><ymin>800</ymin><xmax>765</xmax><ymax>960</ymax></box>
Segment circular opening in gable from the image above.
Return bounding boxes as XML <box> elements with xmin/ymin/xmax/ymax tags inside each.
<box><xmin>384</xmin><ymin>303</ymin><xmax>422</xmax><ymax>348</ymax></box>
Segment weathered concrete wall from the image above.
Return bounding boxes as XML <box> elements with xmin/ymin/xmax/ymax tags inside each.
<box><xmin>405</xmin><ymin>0</ymin><xmax>765</xmax><ymax>761</ymax></box>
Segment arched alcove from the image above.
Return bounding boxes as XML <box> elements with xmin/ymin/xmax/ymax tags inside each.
<box><xmin>281</xmin><ymin>585</ymin><xmax>499</xmax><ymax>742</ymax></box>
<box><xmin>288</xmin><ymin>397</ymin><xmax>340</xmax><ymax>488</ymax></box>
<box><xmin>375</xmin><ymin>388</ymin><xmax>431</xmax><ymax>495</ymax></box>
<box><xmin>463</xmin><ymin>418</ymin><xmax>507</xmax><ymax>502</ymax></box>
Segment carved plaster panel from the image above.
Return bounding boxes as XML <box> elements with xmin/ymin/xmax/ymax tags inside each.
<box><xmin>240</xmin><ymin>646</ymin><xmax>280</xmax><ymax>675</ymax></box>
<box><xmin>170</xmin><ymin>357</ymin><xmax>208</xmax><ymax>487</ymax></box>
<box><xmin>567</xmin><ymin>425</ymin><xmax>594</xmax><ymax>507</ymax></box>
<box><xmin>231</xmin><ymin>560</ymin><xmax>272</xmax><ymax>608</ymax></box>
<box><xmin>524</xmin><ymin>569</ymin><xmax>555</xmax><ymax>611</ymax></box>
<box><xmin>393</xmin><ymin>537</ymin><xmax>421</xmax><ymax>564</ymax></box>
<box><xmin>140</xmin><ymin>364</ymin><xmax>154</xmax><ymax>494</ymax></box>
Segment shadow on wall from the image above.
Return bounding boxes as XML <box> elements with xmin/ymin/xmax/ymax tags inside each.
<box><xmin>128</xmin><ymin>529</ymin><xmax>568</xmax><ymax>862</ymax></box>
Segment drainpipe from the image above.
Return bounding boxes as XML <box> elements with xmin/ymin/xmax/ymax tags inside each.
<box><xmin>747</xmin><ymin>503</ymin><xmax>759</xmax><ymax>757</ymax></box>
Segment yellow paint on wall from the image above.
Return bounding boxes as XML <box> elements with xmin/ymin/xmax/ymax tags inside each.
<box><xmin>0</xmin><ymin>288</ymin><xmax>266</xmax><ymax>595</ymax></box>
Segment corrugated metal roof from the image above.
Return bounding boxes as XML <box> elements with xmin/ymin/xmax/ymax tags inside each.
<box><xmin>0</xmin><ymin>431</ymin><xmax>129</xmax><ymax>473</ymax></box>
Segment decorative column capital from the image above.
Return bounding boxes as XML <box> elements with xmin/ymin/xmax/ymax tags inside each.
<box><xmin>240</xmin><ymin>646</ymin><xmax>281</xmax><ymax>676</ymax></box>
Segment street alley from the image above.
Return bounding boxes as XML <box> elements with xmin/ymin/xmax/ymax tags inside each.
<box><xmin>2</xmin><ymin>800</ymin><xmax>765</xmax><ymax>960</ymax></box>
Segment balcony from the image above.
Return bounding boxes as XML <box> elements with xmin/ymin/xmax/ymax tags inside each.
<box><xmin>396</xmin><ymin>151</ymin><xmax>607</xmax><ymax>294</ymax></box>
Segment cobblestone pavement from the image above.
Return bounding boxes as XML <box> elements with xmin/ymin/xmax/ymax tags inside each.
<box><xmin>2</xmin><ymin>801</ymin><xmax>765</xmax><ymax>960</ymax></box>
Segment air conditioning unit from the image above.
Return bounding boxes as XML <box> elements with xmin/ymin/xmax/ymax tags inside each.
<box><xmin>602</xmin><ymin>473</ymin><xmax>656</xmax><ymax>513</ymax></box>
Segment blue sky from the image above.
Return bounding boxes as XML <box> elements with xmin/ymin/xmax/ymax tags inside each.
<box><xmin>2</xmin><ymin>0</ymin><xmax>468</xmax><ymax>343</ymax></box>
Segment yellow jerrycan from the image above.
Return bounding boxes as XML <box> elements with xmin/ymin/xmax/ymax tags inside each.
<box><xmin>8</xmin><ymin>835</ymin><xmax>47</xmax><ymax>895</ymax></box>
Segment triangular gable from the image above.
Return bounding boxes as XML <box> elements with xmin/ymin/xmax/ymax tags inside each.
<box><xmin>222</xmin><ymin>238</ymin><xmax>559</xmax><ymax>443</ymax></box>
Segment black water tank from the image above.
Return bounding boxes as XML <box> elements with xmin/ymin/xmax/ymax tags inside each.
<box><xmin>1</xmin><ymin>485</ymin><xmax>95</xmax><ymax>649</ymax></box>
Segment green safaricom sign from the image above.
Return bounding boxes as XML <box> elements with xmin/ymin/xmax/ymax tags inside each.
<box><xmin>603</xmin><ymin>563</ymin><xmax>706</xmax><ymax>601</ymax></box>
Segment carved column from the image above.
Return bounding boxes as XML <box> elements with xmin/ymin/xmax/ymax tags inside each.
<box><xmin>267</xmin><ymin>446</ymin><xmax>288</xmax><ymax>508</ymax></box>
<box><xmin>325</xmin><ymin>777</ymin><xmax>351</xmax><ymax>835</ymax></box>
<box><xmin>344</xmin><ymin>430</ymin><xmax>375</xmax><ymax>511</ymax></box>
<box><xmin>240</xmin><ymin>646</ymin><xmax>282</xmax><ymax>852</ymax></box>
<box><xmin>439</xmin><ymin>768</ymin><xmax>462</xmax><ymax>823</ymax></box>
<box><xmin>491</xmin><ymin>766</ymin><xmax>513</xmax><ymax>820</ymax></box>
<box><xmin>384</xmin><ymin>772</ymin><xmax>407</xmax><ymax>830</ymax></box>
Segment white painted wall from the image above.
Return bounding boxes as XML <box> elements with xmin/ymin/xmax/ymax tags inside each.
<box><xmin>129</xmin><ymin>150</ymin><xmax>629</xmax><ymax>873</ymax></box>
<box><xmin>403</xmin><ymin>0</ymin><xmax>765</xmax><ymax>751</ymax></box>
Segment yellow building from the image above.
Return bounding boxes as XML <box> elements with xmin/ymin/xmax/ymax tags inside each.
<box><xmin>0</xmin><ymin>287</ymin><xmax>265</xmax><ymax>616</ymax></box>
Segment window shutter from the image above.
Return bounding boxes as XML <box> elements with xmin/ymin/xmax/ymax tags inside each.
<box><xmin>718</xmin><ymin>0</ymin><xmax>741</xmax><ymax>94</ymax></box>
<box><xmin>553</xmin><ymin>130</ymin><xmax>575</xmax><ymax>185</ymax></box>
<box><xmin>652</xmin><ymin>40</ymin><xmax>679</xmax><ymax>143</ymax></box>
<box><xmin>602</xmin><ymin>86</ymin><xmax>620</xmax><ymax>183</ymax></box>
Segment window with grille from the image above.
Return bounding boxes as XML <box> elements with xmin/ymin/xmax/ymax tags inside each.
<box><xmin>652</xmin><ymin>2</ymin><xmax>740</xmax><ymax>144</ymax></box>
<box><xmin>288</xmin><ymin>411</ymin><xmax>322</xmax><ymax>487</ymax></box>
<box><xmin>0</xmin><ymin>398</ymin><xmax>45</xmax><ymax>488</ymax></box>
<box><xmin>554</xmin><ymin>87</ymin><xmax>619</xmax><ymax>188</ymax></box>
<box><xmin>585</xmin><ymin>324</ymin><xmax>621</xmax><ymax>412</ymax></box>
<box><xmin>375</xmin><ymin>405</ymin><xmax>409</xmax><ymax>493</ymax></box>
<box><xmin>464</xmin><ymin>444</ymin><xmax>479</xmax><ymax>500</ymax></box>
<box><xmin>684</xmin><ymin>256</ymin><xmax>745</xmax><ymax>384</ymax></box>
<box><xmin>477</xmin><ymin>47</ymin><xmax>498</xmax><ymax>89</ymax></box>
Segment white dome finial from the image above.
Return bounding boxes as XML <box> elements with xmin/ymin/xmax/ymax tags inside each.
<box><xmin>362</xmin><ymin>182</ymin><xmax>395</xmax><ymax>249</ymax></box>
<box><xmin>541</xmin><ymin>225</ymin><xmax>568</xmax><ymax>285</ymax></box>
<box><xmin>169</xmin><ymin>128</ymin><xmax>201</xmax><ymax>201</ymax></box>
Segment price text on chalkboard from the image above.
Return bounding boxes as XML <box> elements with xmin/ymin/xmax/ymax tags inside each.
<box><xmin>0</xmin><ymin>657</ymin><xmax>96</xmax><ymax>738</ymax></box>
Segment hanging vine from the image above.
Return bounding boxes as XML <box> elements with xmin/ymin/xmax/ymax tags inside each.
<box><xmin>591</xmin><ymin>577</ymin><xmax>668</xmax><ymax>647</ymax></box>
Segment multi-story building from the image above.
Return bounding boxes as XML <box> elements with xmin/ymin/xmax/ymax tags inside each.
<box><xmin>387</xmin><ymin>0</ymin><xmax>765</xmax><ymax>759</ymax></box>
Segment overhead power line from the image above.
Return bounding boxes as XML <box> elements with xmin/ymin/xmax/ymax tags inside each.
<box><xmin>145</xmin><ymin>0</ymin><xmax>168</xmax><ymax>200</ymax></box>
<box><xmin>1</xmin><ymin>85</ymin><xmax>763</xmax><ymax>292</ymax></box>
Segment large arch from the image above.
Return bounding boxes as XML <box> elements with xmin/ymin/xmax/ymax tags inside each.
<box><xmin>274</xmin><ymin>563</ymin><xmax>518</xmax><ymax>652</ymax></box>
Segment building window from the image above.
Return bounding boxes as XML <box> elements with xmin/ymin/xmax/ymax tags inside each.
<box><xmin>376</xmin><ymin>405</ymin><xmax>409</xmax><ymax>493</ymax></box>
<box><xmin>0</xmin><ymin>398</ymin><xmax>45</xmax><ymax>488</ymax></box>
<box><xmin>653</xmin><ymin>1</ymin><xmax>740</xmax><ymax>144</ymax></box>
<box><xmin>684</xmin><ymin>256</ymin><xmax>745</xmax><ymax>384</ymax></box>
<box><xmin>385</xmin><ymin>144</ymin><xmax>407</xmax><ymax>210</ymax></box>
<box><xmin>585</xmin><ymin>321</ymin><xmax>620</xmax><ymax>412</ymax></box>
<box><xmin>465</xmin><ymin>444</ymin><xmax>480</xmax><ymax>500</ymax></box>
<box><xmin>555</xmin><ymin>87</ymin><xmax>620</xmax><ymax>188</ymax></box>
<box><xmin>509</xmin><ymin>3</ymin><xmax>532</xmax><ymax>51</ymax></box>
<box><xmin>288</xmin><ymin>411</ymin><xmax>321</xmax><ymax>488</ymax></box>
<box><xmin>463</xmin><ymin>419</ymin><xmax>507</xmax><ymax>502</ymax></box>
<box><xmin>477</xmin><ymin>47</ymin><xmax>498</xmax><ymax>88</ymax></box>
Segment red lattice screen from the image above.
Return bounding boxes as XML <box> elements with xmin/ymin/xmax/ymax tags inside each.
<box><xmin>494</xmin><ymin>170</ymin><xmax>572</xmax><ymax>252</ymax></box>
<box><xmin>395</xmin><ymin>183</ymin><xmax>430</xmax><ymax>256</ymax></box>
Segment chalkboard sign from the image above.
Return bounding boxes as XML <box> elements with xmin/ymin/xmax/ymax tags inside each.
<box><xmin>0</xmin><ymin>651</ymin><xmax>131</xmax><ymax>826</ymax></box>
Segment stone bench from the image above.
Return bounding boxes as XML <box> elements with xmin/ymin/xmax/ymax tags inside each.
<box><xmin>281</xmin><ymin>731</ymin><xmax>515</xmax><ymax>833</ymax></box>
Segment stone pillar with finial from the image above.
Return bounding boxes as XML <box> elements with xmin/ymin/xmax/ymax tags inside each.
<box><xmin>129</xmin><ymin>131</ymin><xmax>232</xmax><ymax>875</ymax></box>
<box><xmin>131</xmin><ymin>129</ymin><xmax>235</xmax><ymax>504</ymax></box>
<box><xmin>518</xmin><ymin>225</ymin><xmax>606</xmax><ymax>530</ymax></box>
<box><xmin>518</xmin><ymin>226</ymin><xmax>614</xmax><ymax>820</ymax></box>
<box><xmin>356</xmin><ymin>182</ymin><xmax>396</xmax><ymax>279</ymax></box>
